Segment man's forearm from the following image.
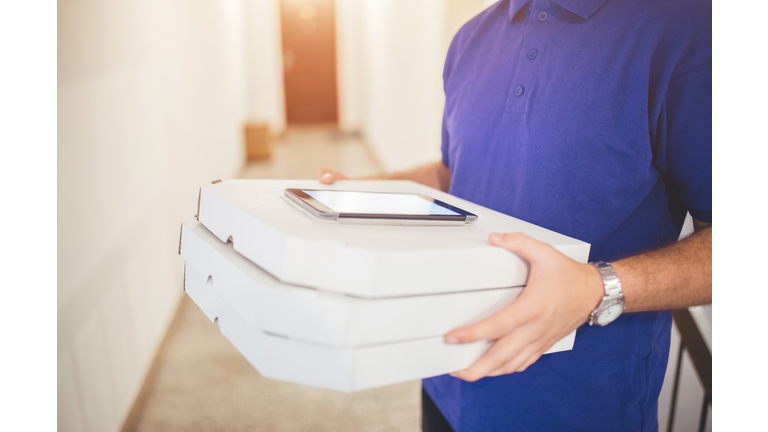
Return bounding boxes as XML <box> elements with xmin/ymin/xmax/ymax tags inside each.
<box><xmin>364</xmin><ymin>160</ymin><xmax>451</xmax><ymax>192</ymax></box>
<box><xmin>446</xmin><ymin>220</ymin><xmax>712</xmax><ymax>381</ymax></box>
<box><xmin>612</xmin><ymin>223</ymin><xmax>712</xmax><ymax>312</ymax></box>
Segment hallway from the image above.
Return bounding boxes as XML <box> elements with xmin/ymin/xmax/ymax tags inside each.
<box><xmin>123</xmin><ymin>129</ymin><xmax>422</xmax><ymax>432</ymax></box>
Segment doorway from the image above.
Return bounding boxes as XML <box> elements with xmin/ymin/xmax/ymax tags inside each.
<box><xmin>280</xmin><ymin>0</ymin><xmax>339</xmax><ymax>124</ymax></box>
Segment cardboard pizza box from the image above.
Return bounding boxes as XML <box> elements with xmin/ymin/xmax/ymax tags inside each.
<box><xmin>196</xmin><ymin>179</ymin><xmax>590</xmax><ymax>298</ymax></box>
<box><xmin>183</xmin><ymin>261</ymin><xmax>576</xmax><ymax>392</ymax></box>
<box><xmin>181</xmin><ymin>219</ymin><xmax>579</xmax><ymax>349</ymax></box>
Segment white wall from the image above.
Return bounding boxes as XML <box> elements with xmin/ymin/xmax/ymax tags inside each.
<box><xmin>335</xmin><ymin>0</ymin><xmax>365</xmax><ymax>132</ymax></box>
<box><xmin>57</xmin><ymin>1</ymin><xmax>253</xmax><ymax>430</ymax></box>
<box><xmin>360</xmin><ymin>0</ymin><xmax>444</xmax><ymax>172</ymax></box>
<box><xmin>336</xmin><ymin>0</ymin><xmax>485</xmax><ymax>172</ymax></box>
<box><xmin>244</xmin><ymin>0</ymin><xmax>287</xmax><ymax>135</ymax></box>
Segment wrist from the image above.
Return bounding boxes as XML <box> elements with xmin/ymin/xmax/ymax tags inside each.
<box><xmin>582</xmin><ymin>263</ymin><xmax>607</xmax><ymax>316</ymax></box>
<box><xmin>609</xmin><ymin>261</ymin><xmax>634</xmax><ymax>312</ymax></box>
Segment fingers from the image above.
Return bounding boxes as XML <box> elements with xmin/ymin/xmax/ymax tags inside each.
<box><xmin>485</xmin><ymin>356</ymin><xmax>539</xmax><ymax>377</ymax></box>
<box><xmin>445</xmin><ymin>297</ymin><xmax>535</xmax><ymax>344</ymax></box>
<box><xmin>487</xmin><ymin>346</ymin><xmax>543</xmax><ymax>377</ymax></box>
<box><xmin>450</xmin><ymin>327</ymin><xmax>543</xmax><ymax>382</ymax></box>
<box><xmin>447</xmin><ymin>234</ymin><xmax>560</xmax><ymax>345</ymax></box>
<box><xmin>319</xmin><ymin>168</ymin><xmax>348</xmax><ymax>184</ymax></box>
<box><xmin>319</xmin><ymin>168</ymin><xmax>336</xmax><ymax>184</ymax></box>
<box><xmin>488</xmin><ymin>232</ymin><xmax>555</xmax><ymax>266</ymax></box>
<box><xmin>444</xmin><ymin>232</ymin><xmax>581</xmax><ymax>382</ymax></box>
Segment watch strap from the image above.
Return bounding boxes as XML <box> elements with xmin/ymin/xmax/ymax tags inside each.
<box><xmin>592</xmin><ymin>261</ymin><xmax>622</xmax><ymax>298</ymax></box>
<box><xmin>588</xmin><ymin>261</ymin><xmax>624</xmax><ymax>326</ymax></box>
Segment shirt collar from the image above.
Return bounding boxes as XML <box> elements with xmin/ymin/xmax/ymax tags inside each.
<box><xmin>508</xmin><ymin>0</ymin><xmax>609</xmax><ymax>21</ymax></box>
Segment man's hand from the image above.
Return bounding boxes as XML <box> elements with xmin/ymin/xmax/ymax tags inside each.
<box><xmin>445</xmin><ymin>232</ymin><xmax>604</xmax><ymax>382</ymax></box>
<box><xmin>319</xmin><ymin>168</ymin><xmax>349</xmax><ymax>184</ymax></box>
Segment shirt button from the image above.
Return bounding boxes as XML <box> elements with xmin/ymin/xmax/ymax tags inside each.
<box><xmin>538</xmin><ymin>11</ymin><xmax>548</xmax><ymax>21</ymax></box>
<box><xmin>527</xmin><ymin>49</ymin><xmax>538</xmax><ymax>60</ymax></box>
<box><xmin>514</xmin><ymin>85</ymin><xmax>525</xmax><ymax>97</ymax></box>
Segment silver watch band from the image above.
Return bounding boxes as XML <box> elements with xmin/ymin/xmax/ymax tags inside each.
<box><xmin>592</xmin><ymin>261</ymin><xmax>622</xmax><ymax>298</ymax></box>
<box><xmin>588</xmin><ymin>261</ymin><xmax>625</xmax><ymax>326</ymax></box>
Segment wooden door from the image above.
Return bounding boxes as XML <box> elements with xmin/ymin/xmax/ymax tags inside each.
<box><xmin>280</xmin><ymin>0</ymin><xmax>338</xmax><ymax>124</ymax></box>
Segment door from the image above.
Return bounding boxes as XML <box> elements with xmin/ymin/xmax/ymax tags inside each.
<box><xmin>280</xmin><ymin>0</ymin><xmax>338</xmax><ymax>124</ymax></box>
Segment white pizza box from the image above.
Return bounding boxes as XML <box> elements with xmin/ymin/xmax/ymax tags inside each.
<box><xmin>196</xmin><ymin>179</ymin><xmax>591</xmax><ymax>298</ymax></box>
<box><xmin>183</xmin><ymin>262</ymin><xmax>576</xmax><ymax>392</ymax></box>
<box><xmin>180</xmin><ymin>218</ymin><xmax>576</xmax><ymax>349</ymax></box>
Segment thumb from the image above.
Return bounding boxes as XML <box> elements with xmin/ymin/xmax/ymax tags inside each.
<box><xmin>319</xmin><ymin>168</ymin><xmax>346</xmax><ymax>184</ymax></box>
<box><xmin>488</xmin><ymin>232</ymin><xmax>551</xmax><ymax>266</ymax></box>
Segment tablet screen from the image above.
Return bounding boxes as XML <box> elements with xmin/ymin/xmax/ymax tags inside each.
<box><xmin>302</xmin><ymin>190</ymin><xmax>462</xmax><ymax>216</ymax></box>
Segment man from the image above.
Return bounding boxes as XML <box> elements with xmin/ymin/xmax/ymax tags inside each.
<box><xmin>321</xmin><ymin>0</ymin><xmax>711</xmax><ymax>430</ymax></box>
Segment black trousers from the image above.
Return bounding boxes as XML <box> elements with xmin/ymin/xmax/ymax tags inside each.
<box><xmin>422</xmin><ymin>387</ymin><xmax>456</xmax><ymax>432</ymax></box>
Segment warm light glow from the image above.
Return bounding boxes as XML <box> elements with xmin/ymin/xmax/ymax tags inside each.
<box><xmin>298</xmin><ymin>4</ymin><xmax>317</xmax><ymax>19</ymax></box>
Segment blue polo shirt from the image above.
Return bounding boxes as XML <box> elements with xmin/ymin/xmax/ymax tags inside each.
<box><xmin>422</xmin><ymin>0</ymin><xmax>711</xmax><ymax>430</ymax></box>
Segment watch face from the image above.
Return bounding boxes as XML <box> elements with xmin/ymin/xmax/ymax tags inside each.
<box><xmin>597</xmin><ymin>304</ymin><xmax>624</xmax><ymax>326</ymax></box>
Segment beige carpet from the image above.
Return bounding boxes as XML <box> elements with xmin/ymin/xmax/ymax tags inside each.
<box><xmin>124</xmin><ymin>128</ymin><xmax>421</xmax><ymax>431</ymax></box>
<box><xmin>124</xmin><ymin>295</ymin><xmax>421</xmax><ymax>432</ymax></box>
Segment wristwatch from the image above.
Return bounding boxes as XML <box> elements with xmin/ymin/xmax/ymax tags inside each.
<box><xmin>588</xmin><ymin>261</ymin><xmax>625</xmax><ymax>326</ymax></box>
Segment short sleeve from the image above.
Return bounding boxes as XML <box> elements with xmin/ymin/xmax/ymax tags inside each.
<box><xmin>653</xmin><ymin>60</ymin><xmax>712</xmax><ymax>223</ymax></box>
<box><xmin>441</xmin><ymin>113</ymin><xmax>451</xmax><ymax>168</ymax></box>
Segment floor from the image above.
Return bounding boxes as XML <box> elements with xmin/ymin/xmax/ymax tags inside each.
<box><xmin>239</xmin><ymin>127</ymin><xmax>381</xmax><ymax>180</ymax></box>
<box><xmin>124</xmin><ymin>127</ymin><xmax>422</xmax><ymax>432</ymax></box>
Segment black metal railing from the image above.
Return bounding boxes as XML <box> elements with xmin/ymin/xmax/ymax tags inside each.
<box><xmin>666</xmin><ymin>308</ymin><xmax>712</xmax><ymax>432</ymax></box>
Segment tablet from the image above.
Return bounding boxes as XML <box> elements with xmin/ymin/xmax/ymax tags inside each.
<box><xmin>284</xmin><ymin>189</ymin><xmax>478</xmax><ymax>226</ymax></box>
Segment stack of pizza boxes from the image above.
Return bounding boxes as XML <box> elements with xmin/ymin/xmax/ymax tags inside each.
<box><xmin>178</xmin><ymin>179</ymin><xmax>590</xmax><ymax>392</ymax></box>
